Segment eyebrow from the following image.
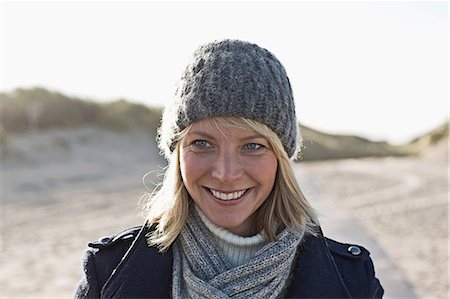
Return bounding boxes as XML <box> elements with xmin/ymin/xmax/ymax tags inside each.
<box><xmin>240</xmin><ymin>134</ymin><xmax>266</xmax><ymax>142</ymax></box>
<box><xmin>187</xmin><ymin>130</ymin><xmax>217</xmax><ymax>141</ymax></box>
<box><xmin>187</xmin><ymin>130</ymin><xmax>265</xmax><ymax>142</ymax></box>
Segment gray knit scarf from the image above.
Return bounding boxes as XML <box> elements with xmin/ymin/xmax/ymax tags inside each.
<box><xmin>172</xmin><ymin>208</ymin><xmax>306</xmax><ymax>299</ymax></box>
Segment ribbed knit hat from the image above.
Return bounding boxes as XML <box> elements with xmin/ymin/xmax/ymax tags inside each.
<box><xmin>158</xmin><ymin>39</ymin><xmax>299</xmax><ymax>159</ymax></box>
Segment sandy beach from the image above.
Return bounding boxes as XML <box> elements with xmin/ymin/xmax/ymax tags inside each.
<box><xmin>0</xmin><ymin>127</ymin><xmax>447</xmax><ymax>298</ymax></box>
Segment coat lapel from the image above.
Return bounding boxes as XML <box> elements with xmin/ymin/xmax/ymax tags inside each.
<box><xmin>101</xmin><ymin>226</ymin><xmax>173</xmax><ymax>299</ymax></box>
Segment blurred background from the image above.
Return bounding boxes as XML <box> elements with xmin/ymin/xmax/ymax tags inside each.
<box><xmin>0</xmin><ymin>1</ymin><xmax>448</xmax><ymax>298</ymax></box>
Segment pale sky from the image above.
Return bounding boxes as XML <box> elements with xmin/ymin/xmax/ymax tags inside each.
<box><xmin>1</xmin><ymin>1</ymin><xmax>448</xmax><ymax>144</ymax></box>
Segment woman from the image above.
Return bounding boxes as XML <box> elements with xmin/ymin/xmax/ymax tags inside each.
<box><xmin>74</xmin><ymin>39</ymin><xmax>384</xmax><ymax>298</ymax></box>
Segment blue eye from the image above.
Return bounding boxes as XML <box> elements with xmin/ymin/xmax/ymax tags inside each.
<box><xmin>244</xmin><ymin>143</ymin><xmax>263</xmax><ymax>151</ymax></box>
<box><xmin>192</xmin><ymin>140</ymin><xmax>211</xmax><ymax>148</ymax></box>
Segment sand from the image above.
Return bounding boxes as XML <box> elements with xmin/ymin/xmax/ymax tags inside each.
<box><xmin>301</xmin><ymin>155</ymin><xmax>448</xmax><ymax>299</ymax></box>
<box><xmin>0</xmin><ymin>127</ymin><xmax>447</xmax><ymax>298</ymax></box>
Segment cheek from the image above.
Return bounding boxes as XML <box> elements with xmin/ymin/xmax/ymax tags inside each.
<box><xmin>265</xmin><ymin>158</ymin><xmax>278</xmax><ymax>186</ymax></box>
<box><xmin>180</xmin><ymin>152</ymin><xmax>209</xmax><ymax>186</ymax></box>
<box><xmin>245</xmin><ymin>156</ymin><xmax>278</xmax><ymax>185</ymax></box>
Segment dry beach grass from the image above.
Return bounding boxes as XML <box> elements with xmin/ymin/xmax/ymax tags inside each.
<box><xmin>0</xmin><ymin>127</ymin><xmax>448</xmax><ymax>298</ymax></box>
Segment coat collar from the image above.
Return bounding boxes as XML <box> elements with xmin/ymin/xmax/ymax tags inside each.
<box><xmin>102</xmin><ymin>227</ymin><xmax>351</xmax><ymax>298</ymax></box>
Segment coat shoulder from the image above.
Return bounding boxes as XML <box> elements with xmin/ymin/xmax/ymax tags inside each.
<box><xmin>286</xmin><ymin>233</ymin><xmax>383</xmax><ymax>298</ymax></box>
<box><xmin>87</xmin><ymin>225</ymin><xmax>142</xmax><ymax>250</ymax></box>
<box><xmin>73</xmin><ymin>225</ymin><xmax>145</xmax><ymax>298</ymax></box>
<box><xmin>85</xmin><ymin>225</ymin><xmax>144</xmax><ymax>283</ymax></box>
<box><xmin>324</xmin><ymin>237</ymin><xmax>370</xmax><ymax>260</ymax></box>
<box><xmin>324</xmin><ymin>237</ymin><xmax>384</xmax><ymax>298</ymax></box>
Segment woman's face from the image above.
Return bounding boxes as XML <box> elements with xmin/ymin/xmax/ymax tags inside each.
<box><xmin>180</xmin><ymin>118</ymin><xmax>278</xmax><ymax>236</ymax></box>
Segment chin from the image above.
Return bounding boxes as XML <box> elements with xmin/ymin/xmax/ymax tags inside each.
<box><xmin>211</xmin><ymin>215</ymin><xmax>243</xmax><ymax>228</ymax></box>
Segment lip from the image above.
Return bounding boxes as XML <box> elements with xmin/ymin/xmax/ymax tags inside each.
<box><xmin>203</xmin><ymin>187</ymin><xmax>253</xmax><ymax>206</ymax></box>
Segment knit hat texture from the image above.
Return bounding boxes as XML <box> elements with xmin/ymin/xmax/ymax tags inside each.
<box><xmin>158</xmin><ymin>39</ymin><xmax>299</xmax><ymax>159</ymax></box>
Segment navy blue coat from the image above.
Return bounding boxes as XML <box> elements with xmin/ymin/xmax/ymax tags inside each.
<box><xmin>74</xmin><ymin>225</ymin><xmax>384</xmax><ymax>298</ymax></box>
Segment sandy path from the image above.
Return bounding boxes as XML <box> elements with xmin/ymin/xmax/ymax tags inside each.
<box><xmin>302</xmin><ymin>156</ymin><xmax>448</xmax><ymax>299</ymax></box>
<box><xmin>1</xmin><ymin>188</ymin><xmax>145</xmax><ymax>298</ymax></box>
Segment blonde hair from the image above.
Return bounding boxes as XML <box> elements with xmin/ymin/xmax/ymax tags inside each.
<box><xmin>144</xmin><ymin>116</ymin><xmax>318</xmax><ymax>251</ymax></box>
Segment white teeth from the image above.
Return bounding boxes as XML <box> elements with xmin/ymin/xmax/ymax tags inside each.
<box><xmin>210</xmin><ymin>189</ymin><xmax>246</xmax><ymax>201</ymax></box>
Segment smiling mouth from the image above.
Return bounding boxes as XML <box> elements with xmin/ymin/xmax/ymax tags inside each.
<box><xmin>208</xmin><ymin>188</ymin><xmax>249</xmax><ymax>201</ymax></box>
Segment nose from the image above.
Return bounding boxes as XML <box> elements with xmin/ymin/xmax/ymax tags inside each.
<box><xmin>211</xmin><ymin>149</ymin><xmax>243</xmax><ymax>184</ymax></box>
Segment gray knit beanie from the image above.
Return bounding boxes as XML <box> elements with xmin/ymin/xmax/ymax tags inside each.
<box><xmin>158</xmin><ymin>39</ymin><xmax>299</xmax><ymax>159</ymax></box>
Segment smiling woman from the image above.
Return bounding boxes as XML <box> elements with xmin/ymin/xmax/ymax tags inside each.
<box><xmin>180</xmin><ymin>117</ymin><xmax>279</xmax><ymax>237</ymax></box>
<box><xmin>74</xmin><ymin>39</ymin><xmax>384</xmax><ymax>298</ymax></box>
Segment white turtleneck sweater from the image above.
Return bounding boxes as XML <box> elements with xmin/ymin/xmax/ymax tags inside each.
<box><xmin>195</xmin><ymin>206</ymin><xmax>269</xmax><ymax>268</ymax></box>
